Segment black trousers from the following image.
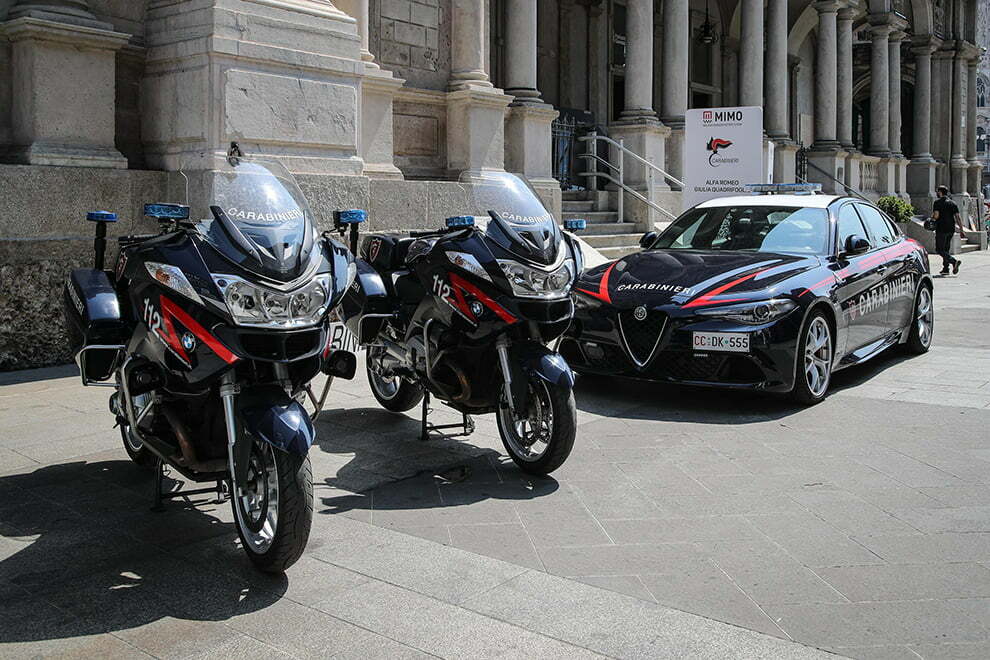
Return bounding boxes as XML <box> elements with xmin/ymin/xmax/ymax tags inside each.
<box><xmin>935</xmin><ymin>231</ymin><xmax>958</xmax><ymax>271</ymax></box>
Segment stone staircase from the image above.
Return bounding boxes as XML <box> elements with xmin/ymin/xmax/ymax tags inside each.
<box><xmin>959</xmin><ymin>234</ymin><xmax>981</xmax><ymax>254</ymax></box>
<box><xmin>560</xmin><ymin>190</ymin><xmax>643</xmax><ymax>260</ymax></box>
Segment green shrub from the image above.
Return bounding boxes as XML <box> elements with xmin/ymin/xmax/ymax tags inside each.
<box><xmin>876</xmin><ymin>196</ymin><xmax>916</xmax><ymax>223</ymax></box>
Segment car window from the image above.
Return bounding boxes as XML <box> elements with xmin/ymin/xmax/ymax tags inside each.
<box><xmin>837</xmin><ymin>204</ymin><xmax>868</xmax><ymax>252</ymax></box>
<box><xmin>652</xmin><ymin>205</ymin><xmax>829</xmax><ymax>255</ymax></box>
<box><xmin>855</xmin><ymin>203</ymin><xmax>896</xmax><ymax>246</ymax></box>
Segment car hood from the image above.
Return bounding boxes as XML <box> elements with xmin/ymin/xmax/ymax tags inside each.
<box><xmin>574</xmin><ymin>249</ymin><xmax>822</xmax><ymax>308</ymax></box>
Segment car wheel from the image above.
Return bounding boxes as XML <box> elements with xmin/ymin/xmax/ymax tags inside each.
<box><xmin>903</xmin><ymin>284</ymin><xmax>933</xmax><ymax>355</ymax></box>
<box><xmin>790</xmin><ymin>311</ymin><xmax>833</xmax><ymax>406</ymax></box>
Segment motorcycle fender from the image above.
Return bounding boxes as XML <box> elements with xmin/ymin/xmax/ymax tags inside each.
<box><xmin>236</xmin><ymin>385</ymin><xmax>315</xmax><ymax>468</ymax></box>
<box><xmin>507</xmin><ymin>342</ymin><xmax>575</xmax><ymax>411</ymax></box>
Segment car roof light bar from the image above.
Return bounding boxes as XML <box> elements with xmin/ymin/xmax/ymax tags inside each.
<box><xmin>745</xmin><ymin>183</ymin><xmax>823</xmax><ymax>195</ymax></box>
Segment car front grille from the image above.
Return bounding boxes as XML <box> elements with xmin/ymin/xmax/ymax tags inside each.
<box><xmin>647</xmin><ymin>351</ymin><xmax>765</xmax><ymax>384</ymax></box>
<box><xmin>618</xmin><ymin>308</ymin><xmax>667</xmax><ymax>367</ymax></box>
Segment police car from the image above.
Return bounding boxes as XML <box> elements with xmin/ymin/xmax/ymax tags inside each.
<box><xmin>560</xmin><ymin>184</ymin><xmax>934</xmax><ymax>404</ymax></box>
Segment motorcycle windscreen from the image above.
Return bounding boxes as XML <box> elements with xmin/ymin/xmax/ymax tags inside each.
<box><xmin>192</xmin><ymin>160</ymin><xmax>317</xmax><ymax>283</ymax></box>
<box><xmin>459</xmin><ymin>171</ymin><xmax>561</xmax><ymax>266</ymax></box>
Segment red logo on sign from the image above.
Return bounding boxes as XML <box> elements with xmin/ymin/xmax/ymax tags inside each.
<box><xmin>703</xmin><ymin>110</ymin><xmax>713</xmax><ymax>121</ymax></box>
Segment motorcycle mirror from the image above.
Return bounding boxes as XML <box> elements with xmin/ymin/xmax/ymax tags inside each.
<box><xmin>322</xmin><ymin>350</ymin><xmax>357</xmax><ymax>380</ymax></box>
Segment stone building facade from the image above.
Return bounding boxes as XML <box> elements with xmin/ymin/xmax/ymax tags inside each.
<box><xmin>975</xmin><ymin>0</ymin><xmax>989</xmax><ymax>189</ymax></box>
<box><xmin>0</xmin><ymin>0</ymin><xmax>985</xmax><ymax>370</ymax></box>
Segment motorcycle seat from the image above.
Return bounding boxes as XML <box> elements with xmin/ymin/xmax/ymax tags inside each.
<box><xmin>361</xmin><ymin>235</ymin><xmax>416</xmax><ymax>274</ymax></box>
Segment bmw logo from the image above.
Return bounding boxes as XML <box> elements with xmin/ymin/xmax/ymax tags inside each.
<box><xmin>633</xmin><ymin>306</ymin><xmax>648</xmax><ymax>321</ymax></box>
<box><xmin>181</xmin><ymin>333</ymin><xmax>197</xmax><ymax>351</ymax></box>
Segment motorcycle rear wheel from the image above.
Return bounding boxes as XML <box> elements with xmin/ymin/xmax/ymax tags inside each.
<box><xmin>497</xmin><ymin>378</ymin><xmax>576</xmax><ymax>475</ymax></box>
<box><xmin>232</xmin><ymin>441</ymin><xmax>313</xmax><ymax>573</ymax></box>
<box><xmin>366</xmin><ymin>350</ymin><xmax>424</xmax><ymax>413</ymax></box>
<box><xmin>120</xmin><ymin>425</ymin><xmax>157</xmax><ymax>470</ymax></box>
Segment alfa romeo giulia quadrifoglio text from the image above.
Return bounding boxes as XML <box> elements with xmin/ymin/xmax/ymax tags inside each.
<box><xmin>560</xmin><ymin>189</ymin><xmax>934</xmax><ymax>404</ymax></box>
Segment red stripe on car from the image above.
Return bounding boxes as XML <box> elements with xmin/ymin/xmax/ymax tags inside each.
<box><xmin>682</xmin><ymin>269</ymin><xmax>768</xmax><ymax>309</ymax></box>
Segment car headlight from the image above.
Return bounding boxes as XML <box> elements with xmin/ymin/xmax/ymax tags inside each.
<box><xmin>146</xmin><ymin>262</ymin><xmax>202</xmax><ymax>304</ymax></box>
<box><xmin>497</xmin><ymin>259</ymin><xmax>574</xmax><ymax>299</ymax></box>
<box><xmin>212</xmin><ymin>273</ymin><xmax>331</xmax><ymax>328</ymax></box>
<box><xmin>695</xmin><ymin>298</ymin><xmax>797</xmax><ymax>324</ymax></box>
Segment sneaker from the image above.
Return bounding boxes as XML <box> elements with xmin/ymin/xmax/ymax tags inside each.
<box><xmin>939</xmin><ymin>269</ymin><xmax>950</xmax><ymax>276</ymax></box>
<box><xmin>953</xmin><ymin>260</ymin><xmax>961</xmax><ymax>275</ymax></box>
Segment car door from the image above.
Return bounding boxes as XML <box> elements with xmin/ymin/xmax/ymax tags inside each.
<box><xmin>833</xmin><ymin>202</ymin><xmax>889</xmax><ymax>352</ymax></box>
<box><xmin>855</xmin><ymin>203</ymin><xmax>914</xmax><ymax>332</ymax></box>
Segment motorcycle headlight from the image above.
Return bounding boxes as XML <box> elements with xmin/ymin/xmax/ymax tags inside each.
<box><xmin>212</xmin><ymin>274</ymin><xmax>331</xmax><ymax>328</ymax></box>
<box><xmin>497</xmin><ymin>258</ymin><xmax>574</xmax><ymax>299</ymax></box>
<box><xmin>146</xmin><ymin>262</ymin><xmax>202</xmax><ymax>304</ymax></box>
<box><xmin>695</xmin><ymin>298</ymin><xmax>797</xmax><ymax>324</ymax></box>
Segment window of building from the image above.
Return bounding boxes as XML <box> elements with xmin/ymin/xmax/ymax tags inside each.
<box><xmin>978</xmin><ymin>77</ymin><xmax>987</xmax><ymax>108</ymax></box>
<box><xmin>978</xmin><ymin>127</ymin><xmax>986</xmax><ymax>154</ymax></box>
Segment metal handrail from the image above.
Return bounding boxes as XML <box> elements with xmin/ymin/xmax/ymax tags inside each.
<box><xmin>577</xmin><ymin>131</ymin><xmax>682</xmax><ymax>225</ymax></box>
<box><xmin>577</xmin><ymin>170</ymin><xmax>678</xmax><ymax>221</ymax></box>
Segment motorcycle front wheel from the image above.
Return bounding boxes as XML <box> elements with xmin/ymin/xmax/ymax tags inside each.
<box><xmin>496</xmin><ymin>378</ymin><xmax>576</xmax><ymax>475</ymax></box>
<box><xmin>231</xmin><ymin>440</ymin><xmax>313</xmax><ymax>573</ymax></box>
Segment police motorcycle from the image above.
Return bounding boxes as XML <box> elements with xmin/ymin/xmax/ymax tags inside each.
<box><xmin>341</xmin><ymin>171</ymin><xmax>585</xmax><ymax>474</ymax></box>
<box><xmin>62</xmin><ymin>151</ymin><xmax>360</xmax><ymax>572</ymax></box>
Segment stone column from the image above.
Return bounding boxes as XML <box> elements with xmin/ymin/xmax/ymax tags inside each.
<box><xmin>621</xmin><ymin>0</ymin><xmax>656</xmax><ymax>119</ymax></box>
<box><xmin>1</xmin><ymin>0</ymin><xmax>129</xmax><ymax>167</ymax></box>
<box><xmin>836</xmin><ymin>7</ymin><xmax>856</xmax><ymax>150</ymax></box>
<box><xmin>447</xmin><ymin>0</ymin><xmax>511</xmax><ymax>174</ymax></box>
<box><xmin>609</xmin><ymin>0</ymin><xmax>669</xmax><ymax>228</ymax></box>
<box><xmin>907</xmin><ymin>38</ymin><xmax>938</xmax><ymax>209</ymax></box>
<box><xmin>868</xmin><ymin>16</ymin><xmax>891</xmax><ymax>156</ymax></box>
<box><xmin>949</xmin><ymin>49</ymin><xmax>969</xmax><ymax>193</ymax></box>
<box><xmin>504</xmin><ymin>0</ymin><xmax>540</xmax><ymax>102</ymax></box>
<box><xmin>966</xmin><ymin>52</ymin><xmax>982</xmax><ymax>201</ymax></box>
<box><xmin>449</xmin><ymin>0</ymin><xmax>493</xmax><ymax>91</ymax></box>
<box><xmin>764</xmin><ymin>0</ymin><xmax>788</xmax><ymax>138</ymax></box>
<box><xmin>503</xmin><ymin>0</ymin><xmax>558</xmax><ymax>204</ymax></box>
<box><xmin>739</xmin><ymin>0</ymin><xmax>764</xmax><ymax>107</ymax></box>
<box><xmin>806</xmin><ymin>1</ymin><xmax>846</xmax><ymax>193</ymax></box>
<box><xmin>888</xmin><ymin>31</ymin><xmax>904</xmax><ymax>158</ymax></box>
<box><xmin>661</xmin><ymin>0</ymin><xmax>688</xmax><ymax>181</ymax></box>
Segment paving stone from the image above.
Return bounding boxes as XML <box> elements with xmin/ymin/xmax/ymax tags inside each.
<box><xmin>113</xmin><ymin>617</ymin><xmax>243</xmax><ymax>660</ymax></box>
<box><xmin>573</xmin><ymin>574</ymin><xmax>656</xmax><ymax>602</ymax></box>
<box><xmin>516</xmin><ymin>509</ymin><xmax>612</xmax><ymax>548</ymax></box>
<box><xmin>816</xmin><ymin>563</ymin><xmax>990</xmax><ymax>602</ymax></box>
<box><xmin>447</xmin><ymin>523</ymin><xmax>543</xmax><ymax>570</ymax></box>
<box><xmin>909</xmin><ymin>642</ymin><xmax>990</xmax><ymax>659</ymax></box>
<box><xmin>832</xmin><ymin>645</ymin><xmax>922</xmax><ymax>660</ymax></box>
<box><xmin>714</xmin><ymin>557</ymin><xmax>847</xmax><ymax>606</ymax></box>
<box><xmin>854</xmin><ymin>532</ymin><xmax>990</xmax><ymax>564</ymax></box>
<box><xmin>763</xmin><ymin>602</ymin><xmax>892</xmax><ymax>647</ymax></box>
<box><xmin>536</xmin><ymin>542</ymin><xmax>706</xmax><ymax>578</ymax></box>
<box><xmin>601</xmin><ymin>516</ymin><xmax>762</xmax><ymax>544</ymax></box>
<box><xmin>849</xmin><ymin>599</ymin><xmax>990</xmax><ymax>645</ymax></box>
<box><xmin>882</xmin><ymin>505</ymin><xmax>990</xmax><ymax>533</ymax></box>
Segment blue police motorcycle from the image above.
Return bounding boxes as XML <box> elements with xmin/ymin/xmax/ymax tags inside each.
<box><xmin>62</xmin><ymin>154</ymin><xmax>359</xmax><ymax>572</ymax></box>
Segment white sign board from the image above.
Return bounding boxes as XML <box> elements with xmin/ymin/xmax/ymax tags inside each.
<box><xmin>683</xmin><ymin>106</ymin><xmax>765</xmax><ymax>209</ymax></box>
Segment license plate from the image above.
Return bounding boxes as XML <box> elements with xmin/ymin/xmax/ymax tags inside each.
<box><xmin>692</xmin><ymin>332</ymin><xmax>750</xmax><ymax>353</ymax></box>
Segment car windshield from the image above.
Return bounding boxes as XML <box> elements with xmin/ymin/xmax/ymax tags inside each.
<box><xmin>189</xmin><ymin>159</ymin><xmax>317</xmax><ymax>282</ymax></box>
<box><xmin>650</xmin><ymin>205</ymin><xmax>830</xmax><ymax>255</ymax></box>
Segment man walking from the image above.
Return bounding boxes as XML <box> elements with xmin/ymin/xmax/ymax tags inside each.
<box><xmin>931</xmin><ymin>185</ymin><xmax>966</xmax><ymax>275</ymax></box>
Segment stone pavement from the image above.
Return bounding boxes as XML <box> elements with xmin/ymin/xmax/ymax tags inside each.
<box><xmin>2</xmin><ymin>250</ymin><xmax>989</xmax><ymax>659</ymax></box>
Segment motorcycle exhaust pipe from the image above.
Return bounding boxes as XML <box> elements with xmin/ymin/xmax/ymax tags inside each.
<box><xmin>160</xmin><ymin>404</ymin><xmax>227</xmax><ymax>473</ymax></box>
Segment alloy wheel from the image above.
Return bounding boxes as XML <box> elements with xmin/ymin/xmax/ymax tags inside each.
<box><xmin>804</xmin><ymin>317</ymin><xmax>832</xmax><ymax>398</ymax></box>
<box><xmin>916</xmin><ymin>287</ymin><xmax>933</xmax><ymax>348</ymax></box>
<box><xmin>235</xmin><ymin>442</ymin><xmax>279</xmax><ymax>554</ymax></box>
<box><xmin>498</xmin><ymin>381</ymin><xmax>554</xmax><ymax>462</ymax></box>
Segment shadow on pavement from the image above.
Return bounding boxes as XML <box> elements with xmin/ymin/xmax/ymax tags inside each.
<box><xmin>0</xmin><ymin>460</ymin><xmax>286</xmax><ymax>643</ymax></box>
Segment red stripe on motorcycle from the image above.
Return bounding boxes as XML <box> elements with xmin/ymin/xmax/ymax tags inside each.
<box><xmin>160</xmin><ymin>296</ymin><xmax>239</xmax><ymax>364</ymax></box>
<box><xmin>449</xmin><ymin>273</ymin><xmax>516</xmax><ymax>324</ymax></box>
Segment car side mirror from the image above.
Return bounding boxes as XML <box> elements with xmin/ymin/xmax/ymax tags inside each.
<box><xmin>639</xmin><ymin>231</ymin><xmax>658</xmax><ymax>249</ymax></box>
<box><xmin>843</xmin><ymin>234</ymin><xmax>871</xmax><ymax>256</ymax></box>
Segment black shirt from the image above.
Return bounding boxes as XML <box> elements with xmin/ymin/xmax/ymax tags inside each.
<box><xmin>932</xmin><ymin>197</ymin><xmax>959</xmax><ymax>233</ymax></box>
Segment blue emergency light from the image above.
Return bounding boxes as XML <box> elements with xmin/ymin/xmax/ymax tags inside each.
<box><xmin>745</xmin><ymin>183</ymin><xmax>822</xmax><ymax>195</ymax></box>
<box><xmin>445</xmin><ymin>215</ymin><xmax>475</xmax><ymax>229</ymax></box>
<box><xmin>334</xmin><ymin>209</ymin><xmax>367</xmax><ymax>225</ymax></box>
<box><xmin>564</xmin><ymin>218</ymin><xmax>587</xmax><ymax>231</ymax></box>
<box><xmin>87</xmin><ymin>211</ymin><xmax>118</xmax><ymax>223</ymax></box>
<box><xmin>144</xmin><ymin>203</ymin><xmax>190</xmax><ymax>220</ymax></box>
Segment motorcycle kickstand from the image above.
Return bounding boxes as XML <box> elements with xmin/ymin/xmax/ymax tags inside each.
<box><xmin>420</xmin><ymin>390</ymin><xmax>431</xmax><ymax>442</ymax></box>
<box><xmin>151</xmin><ymin>459</ymin><xmax>166</xmax><ymax>512</ymax></box>
<box><xmin>420</xmin><ymin>389</ymin><xmax>475</xmax><ymax>442</ymax></box>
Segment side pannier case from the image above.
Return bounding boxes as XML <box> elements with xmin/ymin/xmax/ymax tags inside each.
<box><xmin>63</xmin><ymin>268</ymin><xmax>127</xmax><ymax>384</ymax></box>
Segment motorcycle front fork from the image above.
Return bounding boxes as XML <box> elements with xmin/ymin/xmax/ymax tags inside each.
<box><xmin>219</xmin><ymin>371</ymin><xmax>243</xmax><ymax>498</ymax></box>
<box><xmin>494</xmin><ymin>335</ymin><xmax>516</xmax><ymax>418</ymax></box>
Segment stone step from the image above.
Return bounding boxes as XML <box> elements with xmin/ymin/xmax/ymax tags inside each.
<box><xmin>959</xmin><ymin>242</ymin><xmax>981</xmax><ymax>254</ymax></box>
<box><xmin>562</xmin><ymin>210</ymin><xmax>618</xmax><ymax>222</ymax></box>
<box><xmin>561</xmin><ymin>200</ymin><xmax>596</xmax><ymax>212</ymax></box>
<box><xmin>579</xmin><ymin>222</ymin><xmax>641</xmax><ymax>236</ymax></box>
<box><xmin>584</xmin><ymin>233</ymin><xmax>646</xmax><ymax>248</ymax></box>
<box><xmin>598</xmin><ymin>245</ymin><xmax>641</xmax><ymax>260</ymax></box>
<box><xmin>561</xmin><ymin>190</ymin><xmax>592</xmax><ymax>201</ymax></box>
